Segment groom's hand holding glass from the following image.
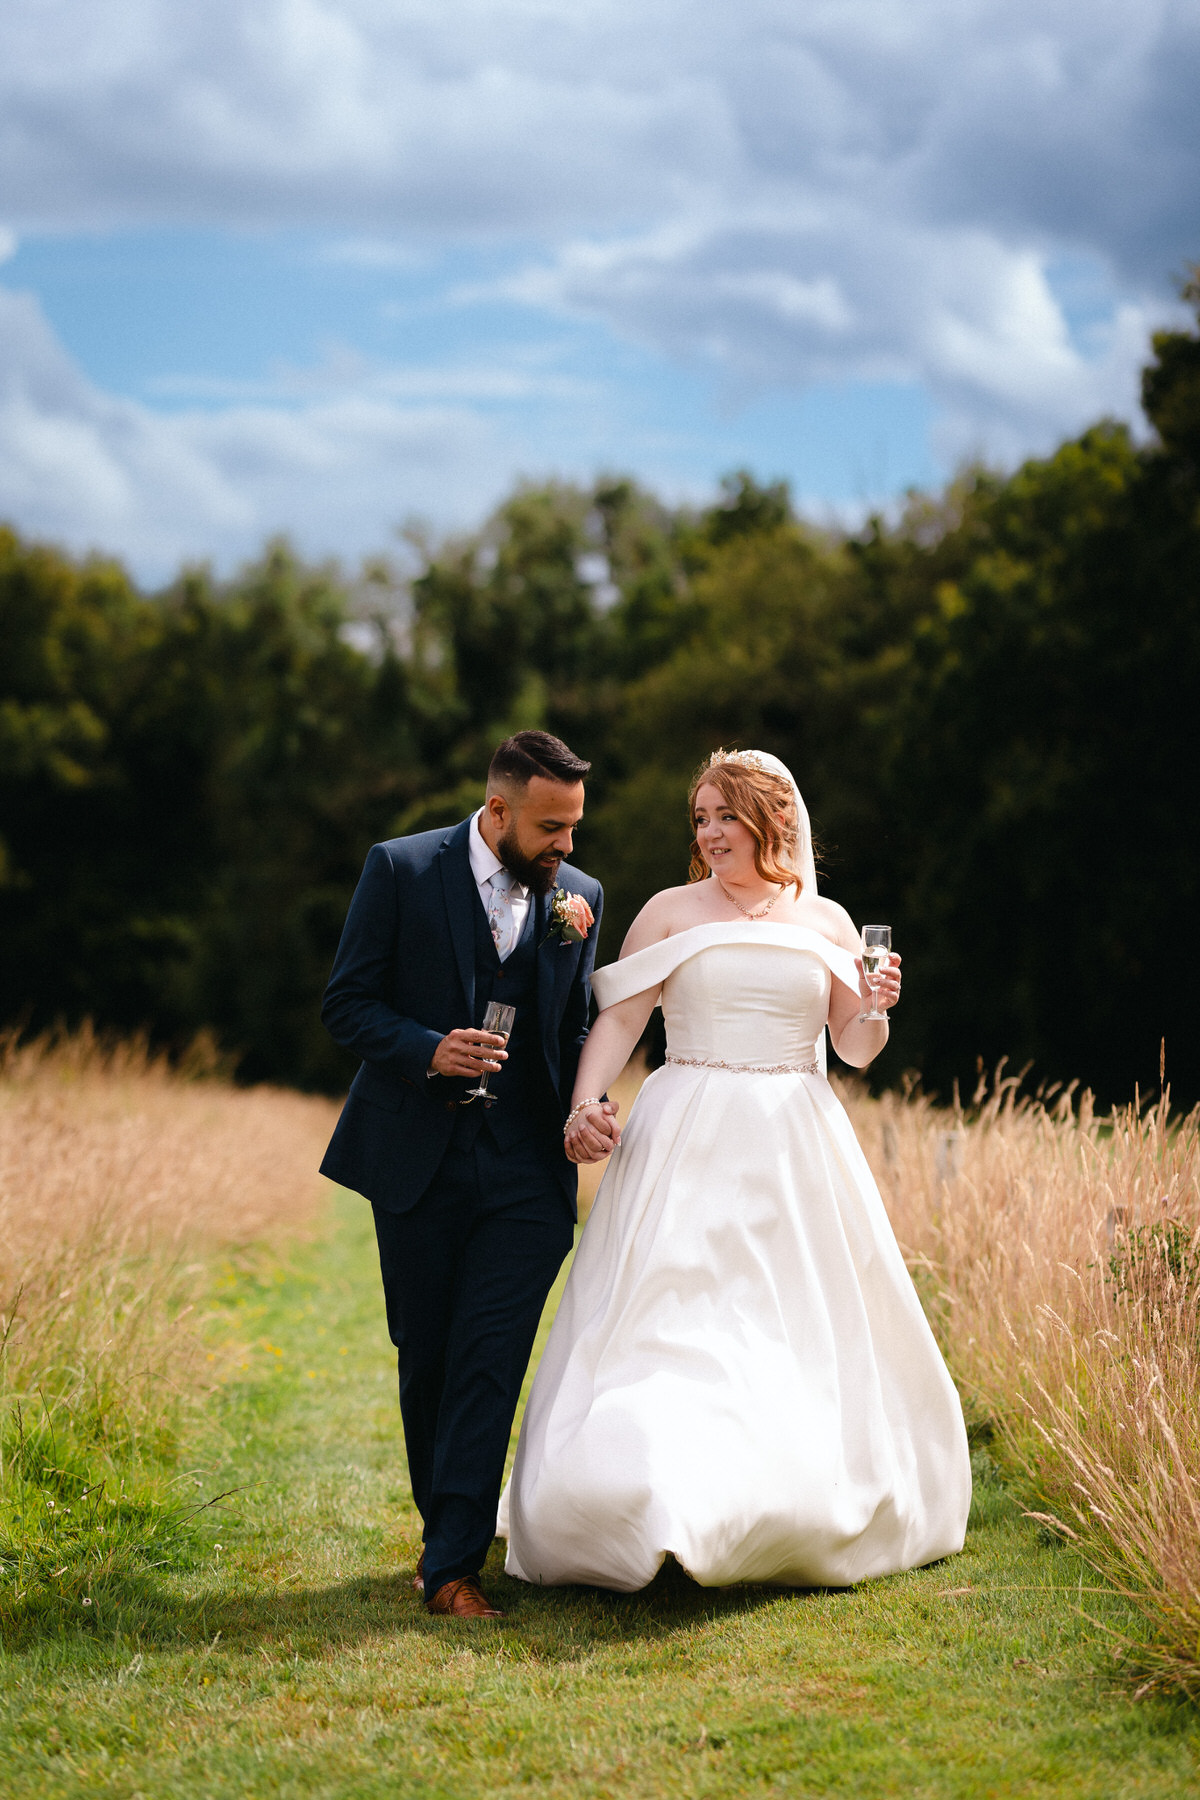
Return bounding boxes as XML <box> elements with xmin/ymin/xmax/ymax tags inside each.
<box><xmin>429</xmin><ymin>1027</ymin><xmax>509</xmax><ymax>1078</ymax></box>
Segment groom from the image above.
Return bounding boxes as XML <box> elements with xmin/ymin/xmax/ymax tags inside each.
<box><xmin>319</xmin><ymin>731</ymin><xmax>607</xmax><ymax>1618</ymax></box>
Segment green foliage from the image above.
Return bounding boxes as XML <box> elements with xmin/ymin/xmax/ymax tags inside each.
<box><xmin>1108</xmin><ymin>1219</ymin><xmax>1200</xmax><ymax>1301</ymax></box>
<box><xmin>1142</xmin><ymin>268</ymin><xmax>1200</xmax><ymax>469</ymax></box>
<box><xmin>702</xmin><ymin>466</ymin><xmax>793</xmax><ymax>544</ymax></box>
<box><xmin>2</xmin><ymin>278</ymin><xmax>1200</xmax><ymax>1098</ymax></box>
<box><xmin>0</xmin><ymin>538</ymin><xmax>426</xmax><ymax>1087</ymax></box>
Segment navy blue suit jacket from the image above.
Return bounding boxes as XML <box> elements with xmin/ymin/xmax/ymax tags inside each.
<box><xmin>319</xmin><ymin>817</ymin><xmax>603</xmax><ymax>1215</ymax></box>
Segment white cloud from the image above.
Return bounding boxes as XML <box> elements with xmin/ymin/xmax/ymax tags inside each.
<box><xmin>0</xmin><ymin>286</ymin><xmax>524</xmax><ymax>581</ymax></box>
<box><xmin>0</xmin><ymin>0</ymin><xmax>1196</xmax><ymax>567</ymax></box>
<box><xmin>0</xmin><ymin>1</ymin><xmax>723</xmax><ymax>233</ymax></box>
<box><xmin>1</xmin><ymin>3</ymin><xmax>1194</xmax><ymax>264</ymax></box>
<box><xmin>497</xmin><ymin>213</ymin><xmax>1165</xmax><ymax>459</ymax></box>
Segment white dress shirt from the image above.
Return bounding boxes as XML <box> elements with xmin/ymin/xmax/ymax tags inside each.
<box><xmin>468</xmin><ymin>808</ymin><xmax>532</xmax><ymax>945</ymax></box>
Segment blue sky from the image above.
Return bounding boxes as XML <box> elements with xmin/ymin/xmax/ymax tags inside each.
<box><xmin>0</xmin><ymin>1</ymin><xmax>1196</xmax><ymax>583</ymax></box>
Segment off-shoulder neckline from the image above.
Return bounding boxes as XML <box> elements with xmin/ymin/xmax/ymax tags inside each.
<box><xmin>636</xmin><ymin>918</ymin><xmax>848</xmax><ymax>959</ymax></box>
<box><xmin>591</xmin><ymin>920</ymin><xmax>861</xmax><ymax>1009</ymax></box>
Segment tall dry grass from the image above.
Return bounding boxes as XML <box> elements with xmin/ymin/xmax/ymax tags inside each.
<box><xmin>841</xmin><ymin>1068</ymin><xmax>1200</xmax><ymax>1696</ymax></box>
<box><xmin>6</xmin><ymin>1027</ymin><xmax>1198</xmax><ymax>1688</ymax></box>
<box><xmin>0</xmin><ymin>1028</ymin><xmax>338</xmax><ymax>1473</ymax></box>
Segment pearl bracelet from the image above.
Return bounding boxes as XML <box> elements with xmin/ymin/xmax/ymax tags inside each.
<box><xmin>563</xmin><ymin>1098</ymin><xmax>604</xmax><ymax>1136</ymax></box>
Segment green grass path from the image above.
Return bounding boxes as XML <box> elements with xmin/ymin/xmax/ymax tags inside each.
<box><xmin>3</xmin><ymin>1189</ymin><xmax>1199</xmax><ymax>1798</ymax></box>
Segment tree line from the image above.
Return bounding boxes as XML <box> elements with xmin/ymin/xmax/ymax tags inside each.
<box><xmin>2</xmin><ymin>280</ymin><xmax>1198</xmax><ymax>1104</ymax></box>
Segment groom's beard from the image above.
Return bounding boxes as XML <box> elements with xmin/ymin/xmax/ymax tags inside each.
<box><xmin>497</xmin><ymin>829</ymin><xmax>561</xmax><ymax>897</ymax></box>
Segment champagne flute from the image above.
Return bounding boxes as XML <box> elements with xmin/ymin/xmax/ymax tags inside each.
<box><xmin>460</xmin><ymin>1002</ymin><xmax>516</xmax><ymax>1105</ymax></box>
<box><xmin>859</xmin><ymin>925</ymin><xmax>892</xmax><ymax>1022</ymax></box>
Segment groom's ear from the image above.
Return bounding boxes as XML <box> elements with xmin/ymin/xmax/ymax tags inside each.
<box><xmin>483</xmin><ymin>790</ymin><xmax>512</xmax><ymax>831</ymax></box>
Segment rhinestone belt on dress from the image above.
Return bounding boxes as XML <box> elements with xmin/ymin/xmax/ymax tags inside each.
<box><xmin>665</xmin><ymin>1053</ymin><xmax>820</xmax><ymax>1075</ymax></box>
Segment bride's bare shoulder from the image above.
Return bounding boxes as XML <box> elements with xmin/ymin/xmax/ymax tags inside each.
<box><xmin>797</xmin><ymin>893</ymin><xmax>860</xmax><ymax>955</ymax></box>
<box><xmin>619</xmin><ymin>883</ymin><xmax>707</xmax><ymax>958</ymax></box>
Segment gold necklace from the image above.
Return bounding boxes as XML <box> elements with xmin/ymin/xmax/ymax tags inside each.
<box><xmin>717</xmin><ymin>877</ymin><xmax>783</xmax><ymax>920</ymax></box>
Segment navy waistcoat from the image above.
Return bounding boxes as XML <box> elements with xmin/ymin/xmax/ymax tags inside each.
<box><xmin>450</xmin><ymin>885</ymin><xmax>559</xmax><ymax>1152</ymax></box>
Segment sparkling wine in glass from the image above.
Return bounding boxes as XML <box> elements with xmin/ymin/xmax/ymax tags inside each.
<box><xmin>461</xmin><ymin>1002</ymin><xmax>516</xmax><ymax>1105</ymax></box>
<box><xmin>860</xmin><ymin>925</ymin><xmax>892</xmax><ymax>1022</ymax></box>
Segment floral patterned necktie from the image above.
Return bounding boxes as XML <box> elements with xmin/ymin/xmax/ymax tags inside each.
<box><xmin>486</xmin><ymin>868</ymin><xmax>519</xmax><ymax>961</ymax></box>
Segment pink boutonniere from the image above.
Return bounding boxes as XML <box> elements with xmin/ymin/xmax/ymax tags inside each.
<box><xmin>544</xmin><ymin>887</ymin><xmax>594</xmax><ymax>947</ymax></box>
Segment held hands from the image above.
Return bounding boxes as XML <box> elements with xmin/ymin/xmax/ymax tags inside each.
<box><xmin>564</xmin><ymin>1101</ymin><xmax>621</xmax><ymax>1165</ymax></box>
<box><xmin>854</xmin><ymin>950</ymin><xmax>902</xmax><ymax>1014</ymax></box>
<box><xmin>430</xmin><ymin>1028</ymin><xmax>508</xmax><ymax>1079</ymax></box>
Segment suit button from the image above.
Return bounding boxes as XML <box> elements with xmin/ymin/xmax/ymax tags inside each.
<box><xmin>445</xmin><ymin>1101</ymin><xmax>456</xmax><ymax>1113</ymax></box>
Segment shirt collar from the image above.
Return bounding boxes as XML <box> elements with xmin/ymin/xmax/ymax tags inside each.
<box><xmin>468</xmin><ymin>808</ymin><xmax>528</xmax><ymax>895</ymax></box>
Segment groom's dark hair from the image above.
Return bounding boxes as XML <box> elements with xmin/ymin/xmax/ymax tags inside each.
<box><xmin>487</xmin><ymin>730</ymin><xmax>591</xmax><ymax>793</ymax></box>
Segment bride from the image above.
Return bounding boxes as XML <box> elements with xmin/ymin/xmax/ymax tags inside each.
<box><xmin>500</xmin><ymin>749</ymin><xmax>971</xmax><ymax>1592</ymax></box>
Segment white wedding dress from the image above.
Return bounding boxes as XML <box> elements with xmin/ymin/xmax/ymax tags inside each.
<box><xmin>499</xmin><ymin>922</ymin><xmax>971</xmax><ymax>1591</ymax></box>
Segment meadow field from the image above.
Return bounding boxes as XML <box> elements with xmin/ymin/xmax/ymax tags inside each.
<box><xmin>1</xmin><ymin>1036</ymin><xmax>1199</xmax><ymax>1797</ymax></box>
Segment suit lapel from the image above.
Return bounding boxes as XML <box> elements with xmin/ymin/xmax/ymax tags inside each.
<box><xmin>437</xmin><ymin>820</ymin><xmax>477</xmax><ymax>1020</ymax></box>
<box><xmin>536</xmin><ymin>889</ymin><xmax>559</xmax><ymax>1051</ymax></box>
<box><xmin>537</xmin><ymin>886</ymin><xmax>579</xmax><ymax>1051</ymax></box>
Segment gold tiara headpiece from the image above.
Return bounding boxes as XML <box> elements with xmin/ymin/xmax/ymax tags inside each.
<box><xmin>705</xmin><ymin>748</ymin><xmax>769</xmax><ymax>773</ymax></box>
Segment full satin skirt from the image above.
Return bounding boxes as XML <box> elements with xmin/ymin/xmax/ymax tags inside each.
<box><xmin>501</xmin><ymin>1064</ymin><xmax>971</xmax><ymax>1591</ymax></box>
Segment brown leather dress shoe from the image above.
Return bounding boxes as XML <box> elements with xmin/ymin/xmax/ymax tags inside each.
<box><xmin>412</xmin><ymin>1549</ymin><xmax>425</xmax><ymax>1595</ymax></box>
<box><xmin>426</xmin><ymin>1576</ymin><xmax>503</xmax><ymax>1619</ymax></box>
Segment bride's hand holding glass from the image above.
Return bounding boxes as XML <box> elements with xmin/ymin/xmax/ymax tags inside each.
<box><xmin>857</xmin><ymin>925</ymin><xmax>902</xmax><ymax>1022</ymax></box>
